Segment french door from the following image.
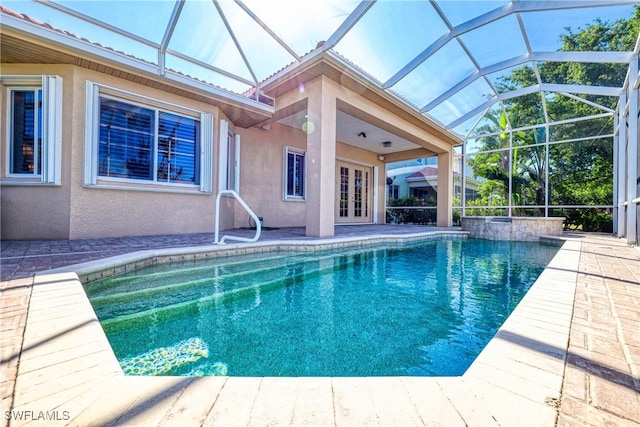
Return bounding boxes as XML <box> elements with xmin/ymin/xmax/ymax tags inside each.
<box><xmin>336</xmin><ymin>160</ymin><xmax>372</xmax><ymax>223</ymax></box>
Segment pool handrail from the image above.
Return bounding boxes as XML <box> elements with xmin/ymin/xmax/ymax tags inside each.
<box><xmin>214</xmin><ymin>190</ymin><xmax>262</xmax><ymax>244</ymax></box>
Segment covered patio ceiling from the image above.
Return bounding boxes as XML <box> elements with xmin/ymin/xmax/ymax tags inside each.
<box><xmin>1</xmin><ymin>0</ymin><xmax>638</xmax><ymax>141</ymax></box>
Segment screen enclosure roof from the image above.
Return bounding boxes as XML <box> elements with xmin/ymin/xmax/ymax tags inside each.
<box><xmin>1</xmin><ymin>0</ymin><xmax>639</xmax><ymax>140</ymax></box>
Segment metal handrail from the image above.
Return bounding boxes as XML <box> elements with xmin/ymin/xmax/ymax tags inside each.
<box><xmin>214</xmin><ymin>190</ymin><xmax>261</xmax><ymax>244</ymax></box>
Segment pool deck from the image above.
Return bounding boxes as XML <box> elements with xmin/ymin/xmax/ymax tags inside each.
<box><xmin>1</xmin><ymin>225</ymin><xmax>639</xmax><ymax>426</ymax></box>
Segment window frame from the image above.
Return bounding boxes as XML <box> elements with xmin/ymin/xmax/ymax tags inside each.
<box><xmin>8</xmin><ymin>86</ymin><xmax>42</xmax><ymax>177</ymax></box>
<box><xmin>2</xmin><ymin>75</ymin><xmax>62</xmax><ymax>185</ymax></box>
<box><xmin>284</xmin><ymin>146</ymin><xmax>306</xmax><ymax>201</ymax></box>
<box><xmin>84</xmin><ymin>81</ymin><xmax>213</xmax><ymax>193</ymax></box>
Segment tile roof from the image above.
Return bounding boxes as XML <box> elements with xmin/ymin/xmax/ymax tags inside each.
<box><xmin>407</xmin><ymin>166</ymin><xmax>440</xmax><ymax>179</ymax></box>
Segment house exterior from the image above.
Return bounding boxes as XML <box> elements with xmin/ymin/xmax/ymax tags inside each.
<box><xmin>0</xmin><ymin>6</ymin><xmax>460</xmax><ymax>240</ymax></box>
<box><xmin>386</xmin><ymin>156</ymin><xmax>479</xmax><ymax>203</ymax></box>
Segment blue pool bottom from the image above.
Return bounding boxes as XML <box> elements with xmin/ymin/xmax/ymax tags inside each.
<box><xmin>85</xmin><ymin>238</ymin><xmax>559</xmax><ymax>377</ymax></box>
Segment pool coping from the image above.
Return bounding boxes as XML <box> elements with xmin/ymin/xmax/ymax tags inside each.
<box><xmin>10</xmin><ymin>230</ymin><xmax>580</xmax><ymax>426</ymax></box>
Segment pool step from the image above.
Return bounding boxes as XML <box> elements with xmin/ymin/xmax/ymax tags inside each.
<box><xmin>99</xmin><ymin>253</ymin><xmax>358</xmax><ymax>333</ymax></box>
<box><xmin>86</xmin><ymin>252</ymin><xmax>307</xmax><ymax>297</ymax></box>
<box><xmin>90</xmin><ymin>259</ymin><xmax>302</xmax><ymax>308</ymax></box>
<box><xmin>92</xmin><ymin>250</ymin><xmax>364</xmax><ymax>322</ymax></box>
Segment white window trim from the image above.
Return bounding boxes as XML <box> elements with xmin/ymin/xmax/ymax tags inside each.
<box><xmin>2</xmin><ymin>74</ymin><xmax>62</xmax><ymax>185</ymax></box>
<box><xmin>283</xmin><ymin>146</ymin><xmax>306</xmax><ymax>201</ymax></box>
<box><xmin>84</xmin><ymin>81</ymin><xmax>213</xmax><ymax>193</ymax></box>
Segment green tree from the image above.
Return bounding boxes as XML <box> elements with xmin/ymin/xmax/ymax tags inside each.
<box><xmin>467</xmin><ymin>6</ymin><xmax>639</xmax><ymax>230</ymax></box>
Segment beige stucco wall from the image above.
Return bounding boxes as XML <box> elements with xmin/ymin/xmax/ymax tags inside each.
<box><xmin>273</xmin><ymin>74</ymin><xmax>454</xmax><ymax>233</ymax></box>
<box><xmin>1</xmin><ymin>64</ymin><xmax>74</xmax><ymax>239</ymax></box>
<box><xmin>236</xmin><ymin>123</ymin><xmax>307</xmax><ymax>228</ymax></box>
<box><xmin>236</xmin><ymin>123</ymin><xmax>387</xmax><ymax>229</ymax></box>
<box><xmin>67</xmin><ymin>67</ymin><xmax>222</xmax><ymax>239</ymax></box>
<box><xmin>1</xmin><ymin>64</ymin><xmax>225</xmax><ymax>239</ymax></box>
<box><xmin>1</xmin><ymin>60</ymin><xmax>453</xmax><ymax>240</ymax></box>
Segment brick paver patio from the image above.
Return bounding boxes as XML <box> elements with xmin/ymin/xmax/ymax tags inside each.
<box><xmin>1</xmin><ymin>227</ymin><xmax>639</xmax><ymax>426</ymax></box>
<box><xmin>557</xmin><ymin>234</ymin><xmax>640</xmax><ymax>426</ymax></box>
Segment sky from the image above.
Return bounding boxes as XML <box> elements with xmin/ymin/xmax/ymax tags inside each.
<box><xmin>4</xmin><ymin>0</ymin><xmax>637</xmax><ymax>135</ymax></box>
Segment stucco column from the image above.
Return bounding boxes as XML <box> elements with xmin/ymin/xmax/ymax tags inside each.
<box><xmin>305</xmin><ymin>77</ymin><xmax>336</xmax><ymax>237</ymax></box>
<box><xmin>437</xmin><ymin>151</ymin><xmax>453</xmax><ymax>227</ymax></box>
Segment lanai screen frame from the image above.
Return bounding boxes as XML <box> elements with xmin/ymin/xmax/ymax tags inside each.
<box><xmin>614</xmin><ymin>42</ymin><xmax>640</xmax><ymax>245</ymax></box>
<box><xmin>1</xmin><ymin>0</ymin><xmax>639</xmax><ymax>243</ymax></box>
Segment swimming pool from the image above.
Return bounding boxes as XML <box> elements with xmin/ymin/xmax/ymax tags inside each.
<box><xmin>85</xmin><ymin>238</ymin><xmax>559</xmax><ymax>377</ymax></box>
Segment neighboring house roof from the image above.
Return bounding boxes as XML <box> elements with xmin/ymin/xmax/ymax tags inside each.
<box><xmin>406</xmin><ymin>166</ymin><xmax>465</xmax><ymax>183</ymax></box>
<box><xmin>407</xmin><ymin>167</ymin><xmax>439</xmax><ymax>181</ymax></box>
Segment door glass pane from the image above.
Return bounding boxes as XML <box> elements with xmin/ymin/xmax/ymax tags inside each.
<box><xmin>354</xmin><ymin>169</ymin><xmax>362</xmax><ymax>217</ymax></box>
<box><xmin>340</xmin><ymin>166</ymin><xmax>349</xmax><ymax>217</ymax></box>
<box><xmin>365</xmin><ymin>171</ymin><xmax>369</xmax><ymax>217</ymax></box>
<box><xmin>10</xmin><ymin>89</ymin><xmax>42</xmax><ymax>175</ymax></box>
<box><xmin>287</xmin><ymin>152</ymin><xmax>295</xmax><ymax>195</ymax></box>
<box><xmin>287</xmin><ymin>152</ymin><xmax>305</xmax><ymax>197</ymax></box>
<box><xmin>294</xmin><ymin>154</ymin><xmax>304</xmax><ymax>197</ymax></box>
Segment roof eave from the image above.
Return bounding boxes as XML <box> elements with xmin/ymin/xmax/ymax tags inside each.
<box><xmin>259</xmin><ymin>51</ymin><xmax>463</xmax><ymax>146</ymax></box>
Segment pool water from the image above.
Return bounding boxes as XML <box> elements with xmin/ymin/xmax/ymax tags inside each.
<box><xmin>85</xmin><ymin>238</ymin><xmax>559</xmax><ymax>377</ymax></box>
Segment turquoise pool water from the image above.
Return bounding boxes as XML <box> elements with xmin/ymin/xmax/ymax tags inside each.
<box><xmin>85</xmin><ymin>238</ymin><xmax>559</xmax><ymax>377</ymax></box>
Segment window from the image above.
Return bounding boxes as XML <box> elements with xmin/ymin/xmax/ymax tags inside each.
<box><xmin>98</xmin><ymin>97</ymin><xmax>200</xmax><ymax>184</ymax></box>
<box><xmin>10</xmin><ymin>88</ymin><xmax>42</xmax><ymax>175</ymax></box>
<box><xmin>388</xmin><ymin>185</ymin><xmax>399</xmax><ymax>200</ymax></box>
<box><xmin>85</xmin><ymin>82</ymin><xmax>213</xmax><ymax>192</ymax></box>
<box><xmin>2</xmin><ymin>75</ymin><xmax>62</xmax><ymax>184</ymax></box>
<box><xmin>285</xmin><ymin>147</ymin><xmax>305</xmax><ymax>199</ymax></box>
